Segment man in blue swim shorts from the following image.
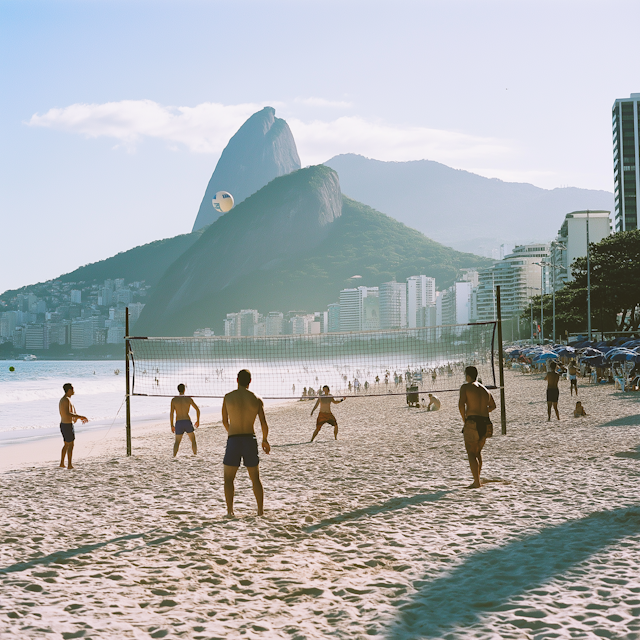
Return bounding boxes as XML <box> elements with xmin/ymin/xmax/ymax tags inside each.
<box><xmin>222</xmin><ymin>369</ymin><xmax>271</xmax><ymax>517</ymax></box>
<box><xmin>170</xmin><ymin>384</ymin><xmax>200</xmax><ymax>457</ymax></box>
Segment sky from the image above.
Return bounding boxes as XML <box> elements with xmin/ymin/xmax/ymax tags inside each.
<box><xmin>1</xmin><ymin>0</ymin><xmax>638</xmax><ymax>294</ymax></box>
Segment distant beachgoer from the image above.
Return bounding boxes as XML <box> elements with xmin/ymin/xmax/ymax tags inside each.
<box><xmin>58</xmin><ymin>383</ymin><xmax>88</xmax><ymax>470</ymax></box>
<box><xmin>427</xmin><ymin>393</ymin><xmax>441</xmax><ymax>412</ymax></box>
<box><xmin>432</xmin><ymin>370</ymin><xmax>437</xmax><ymax>384</ymax></box>
<box><xmin>301</xmin><ymin>387</ymin><xmax>307</xmax><ymax>401</ymax></box>
<box><xmin>459</xmin><ymin>366</ymin><xmax>496</xmax><ymax>489</ymax></box>
<box><xmin>310</xmin><ymin>385</ymin><xmax>344</xmax><ymax>442</ymax></box>
<box><xmin>568</xmin><ymin>360</ymin><xmax>579</xmax><ymax>396</ymax></box>
<box><xmin>574</xmin><ymin>401</ymin><xmax>587</xmax><ymax>417</ymax></box>
<box><xmin>222</xmin><ymin>369</ymin><xmax>270</xmax><ymax>517</ymax></box>
<box><xmin>545</xmin><ymin>362</ymin><xmax>561</xmax><ymax>421</ymax></box>
<box><xmin>170</xmin><ymin>383</ymin><xmax>200</xmax><ymax>457</ymax></box>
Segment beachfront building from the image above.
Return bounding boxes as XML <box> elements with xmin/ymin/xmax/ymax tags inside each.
<box><xmin>550</xmin><ymin>211</ymin><xmax>612</xmax><ymax>288</ymax></box>
<box><xmin>440</xmin><ymin>282</ymin><xmax>473</xmax><ymax>326</ymax></box>
<box><xmin>327</xmin><ymin>303</ymin><xmax>340</xmax><ymax>333</ymax></box>
<box><xmin>339</xmin><ymin>286</ymin><xmax>379</xmax><ymax>332</ymax></box>
<box><xmin>475</xmin><ymin>243</ymin><xmax>550</xmax><ymax>323</ymax></box>
<box><xmin>612</xmin><ymin>93</ymin><xmax>640</xmax><ymax>231</ymax></box>
<box><xmin>406</xmin><ymin>275</ymin><xmax>436</xmax><ymax>329</ymax></box>
<box><xmin>265</xmin><ymin>312</ymin><xmax>284</xmax><ymax>336</ymax></box>
<box><xmin>379</xmin><ymin>281</ymin><xmax>406</xmax><ymax>329</ymax></box>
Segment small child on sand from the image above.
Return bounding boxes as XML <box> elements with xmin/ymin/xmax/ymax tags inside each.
<box><xmin>574</xmin><ymin>401</ymin><xmax>587</xmax><ymax>417</ymax></box>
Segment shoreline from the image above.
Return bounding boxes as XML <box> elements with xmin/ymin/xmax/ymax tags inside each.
<box><xmin>0</xmin><ymin>398</ymin><xmax>294</xmax><ymax>473</ymax></box>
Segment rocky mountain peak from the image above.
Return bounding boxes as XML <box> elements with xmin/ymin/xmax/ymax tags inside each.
<box><xmin>192</xmin><ymin>107</ymin><xmax>301</xmax><ymax>231</ymax></box>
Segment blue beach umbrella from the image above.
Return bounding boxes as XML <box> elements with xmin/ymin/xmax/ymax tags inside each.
<box><xmin>534</xmin><ymin>352</ymin><xmax>559</xmax><ymax>362</ymax></box>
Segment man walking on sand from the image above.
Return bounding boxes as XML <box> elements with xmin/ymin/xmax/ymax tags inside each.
<box><xmin>310</xmin><ymin>385</ymin><xmax>344</xmax><ymax>442</ymax></box>
<box><xmin>170</xmin><ymin>384</ymin><xmax>200</xmax><ymax>457</ymax></box>
<box><xmin>222</xmin><ymin>370</ymin><xmax>270</xmax><ymax>517</ymax></box>
<box><xmin>59</xmin><ymin>383</ymin><xmax>88</xmax><ymax>469</ymax></box>
<box><xmin>568</xmin><ymin>360</ymin><xmax>579</xmax><ymax>396</ymax></box>
<box><xmin>545</xmin><ymin>361</ymin><xmax>561</xmax><ymax>421</ymax></box>
<box><xmin>459</xmin><ymin>366</ymin><xmax>496</xmax><ymax>489</ymax></box>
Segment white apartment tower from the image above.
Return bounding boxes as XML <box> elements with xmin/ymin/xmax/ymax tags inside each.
<box><xmin>379</xmin><ymin>281</ymin><xmax>407</xmax><ymax>329</ymax></box>
<box><xmin>612</xmin><ymin>93</ymin><xmax>640</xmax><ymax>231</ymax></box>
<box><xmin>406</xmin><ymin>275</ymin><xmax>436</xmax><ymax>329</ymax></box>
<box><xmin>339</xmin><ymin>286</ymin><xmax>379</xmax><ymax>332</ymax></box>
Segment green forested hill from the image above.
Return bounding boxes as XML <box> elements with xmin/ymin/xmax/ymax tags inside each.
<box><xmin>137</xmin><ymin>193</ymin><xmax>493</xmax><ymax>336</ymax></box>
<box><xmin>0</xmin><ymin>230</ymin><xmax>204</xmax><ymax>301</ymax></box>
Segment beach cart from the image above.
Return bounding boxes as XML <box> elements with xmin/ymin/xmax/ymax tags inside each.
<box><xmin>406</xmin><ymin>384</ymin><xmax>420</xmax><ymax>407</ymax></box>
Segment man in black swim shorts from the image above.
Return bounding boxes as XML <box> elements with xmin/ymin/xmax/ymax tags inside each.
<box><xmin>221</xmin><ymin>370</ymin><xmax>270</xmax><ymax>516</ymax></box>
<box><xmin>58</xmin><ymin>383</ymin><xmax>88</xmax><ymax>469</ymax></box>
<box><xmin>544</xmin><ymin>362</ymin><xmax>561</xmax><ymax>421</ymax></box>
<box><xmin>459</xmin><ymin>366</ymin><xmax>496</xmax><ymax>489</ymax></box>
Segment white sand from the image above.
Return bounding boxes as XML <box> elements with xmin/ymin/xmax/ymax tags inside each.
<box><xmin>1</xmin><ymin>370</ymin><xmax>640</xmax><ymax>639</ymax></box>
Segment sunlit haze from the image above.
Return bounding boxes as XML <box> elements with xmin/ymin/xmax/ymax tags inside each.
<box><xmin>1</xmin><ymin>0</ymin><xmax>638</xmax><ymax>292</ymax></box>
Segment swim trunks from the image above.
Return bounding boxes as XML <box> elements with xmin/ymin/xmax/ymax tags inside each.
<box><xmin>569</xmin><ymin>374</ymin><xmax>577</xmax><ymax>381</ymax></box>
<box><xmin>60</xmin><ymin>422</ymin><xmax>75</xmax><ymax>442</ymax></box>
<box><xmin>223</xmin><ymin>433</ymin><xmax>259</xmax><ymax>467</ymax></box>
<box><xmin>316</xmin><ymin>411</ymin><xmax>337</xmax><ymax>428</ymax></box>
<box><xmin>462</xmin><ymin>415</ymin><xmax>492</xmax><ymax>442</ymax></box>
<box><xmin>174</xmin><ymin>419</ymin><xmax>194</xmax><ymax>435</ymax></box>
<box><xmin>547</xmin><ymin>387</ymin><xmax>560</xmax><ymax>403</ymax></box>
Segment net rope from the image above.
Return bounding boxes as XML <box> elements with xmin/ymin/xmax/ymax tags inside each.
<box><xmin>128</xmin><ymin>322</ymin><xmax>496</xmax><ymax>400</ymax></box>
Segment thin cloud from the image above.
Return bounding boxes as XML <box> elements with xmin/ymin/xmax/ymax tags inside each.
<box><xmin>294</xmin><ymin>97</ymin><xmax>353</xmax><ymax>108</ymax></box>
<box><xmin>288</xmin><ymin>116</ymin><xmax>511</xmax><ymax>166</ymax></box>
<box><xmin>27</xmin><ymin>100</ymin><xmax>264</xmax><ymax>153</ymax></box>
<box><xmin>26</xmin><ymin>100</ymin><xmax>512</xmax><ymax>167</ymax></box>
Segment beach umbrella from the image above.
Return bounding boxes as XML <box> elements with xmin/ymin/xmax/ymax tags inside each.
<box><xmin>534</xmin><ymin>352</ymin><xmax>559</xmax><ymax>362</ymax></box>
<box><xmin>580</xmin><ymin>347</ymin><xmax>603</xmax><ymax>357</ymax></box>
<box><xmin>608</xmin><ymin>351</ymin><xmax>631</xmax><ymax>362</ymax></box>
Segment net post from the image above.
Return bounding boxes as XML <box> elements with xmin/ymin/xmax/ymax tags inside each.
<box><xmin>125</xmin><ymin>307</ymin><xmax>132</xmax><ymax>456</ymax></box>
<box><xmin>496</xmin><ymin>286</ymin><xmax>507</xmax><ymax>435</ymax></box>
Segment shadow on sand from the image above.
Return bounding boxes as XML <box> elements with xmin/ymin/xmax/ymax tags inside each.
<box><xmin>305</xmin><ymin>491</ymin><xmax>451</xmax><ymax>533</ymax></box>
<box><xmin>386</xmin><ymin>504</ymin><xmax>640</xmax><ymax>638</ymax></box>
<box><xmin>597</xmin><ymin>414</ymin><xmax>640</xmax><ymax>428</ymax></box>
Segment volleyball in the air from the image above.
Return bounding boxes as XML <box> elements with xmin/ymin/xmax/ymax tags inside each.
<box><xmin>212</xmin><ymin>191</ymin><xmax>234</xmax><ymax>214</ymax></box>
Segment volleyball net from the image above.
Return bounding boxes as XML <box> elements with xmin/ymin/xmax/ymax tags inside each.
<box><xmin>127</xmin><ymin>322</ymin><xmax>497</xmax><ymax>399</ymax></box>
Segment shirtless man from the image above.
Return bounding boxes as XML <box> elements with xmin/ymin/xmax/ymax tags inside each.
<box><xmin>58</xmin><ymin>383</ymin><xmax>88</xmax><ymax>469</ymax></box>
<box><xmin>545</xmin><ymin>361</ymin><xmax>561</xmax><ymax>421</ymax></box>
<box><xmin>459</xmin><ymin>366</ymin><xmax>496</xmax><ymax>489</ymax></box>
<box><xmin>310</xmin><ymin>385</ymin><xmax>344</xmax><ymax>442</ymax></box>
<box><xmin>221</xmin><ymin>370</ymin><xmax>270</xmax><ymax>517</ymax></box>
<box><xmin>170</xmin><ymin>383</ymin><xmax>200</xmax><ymax>457</ymax></box>
<box><xmin>568</xmin><ymin>360</ymin><xmax>579</xmax><ymax>396</ymax></box>
<box><xmin>427</xmin><ymin>393</ymin><xmax>441</xmax><ymax>412</ymax></box>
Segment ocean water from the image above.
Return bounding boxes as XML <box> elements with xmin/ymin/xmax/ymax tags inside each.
<box><xmin>0</xmin><ymin>360</ymin><xmax>224</xmax><ymax>445</ymax></box>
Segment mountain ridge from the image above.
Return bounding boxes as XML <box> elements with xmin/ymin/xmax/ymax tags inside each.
<box><xmin>324</xmin><ymin>154</ymin><xmax>614</xmax><ymax>255</ymax></box>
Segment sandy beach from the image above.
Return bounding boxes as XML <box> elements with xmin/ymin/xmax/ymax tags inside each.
<box><xmin>1</xmin><ymin>369</ymin><xmax>640</xmax><ymax>639</ymax></box>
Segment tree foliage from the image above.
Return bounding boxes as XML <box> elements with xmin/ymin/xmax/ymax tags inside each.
<box><xmin>522</xmin><ymin>230</ymin><xmax>640</xmax><ymax>334</ymax></box>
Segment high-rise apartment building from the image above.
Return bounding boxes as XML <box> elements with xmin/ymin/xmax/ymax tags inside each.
<box><xmin>265</xmin><ymin>312</ymin><xmax>284</xmax><ymax>336</ymax></box>
<box><xmin>475</xmin><ymin>243</ymin><xmax>550</xmax><ymax>323</ymax></box>
<box><xmin>339</xmin><ymin>287</ymin><xmax>379</xmax><ymax>332</ymax></box>
<box><xmin>328</xmin><ymin>303</ymin><xmax>340</xmax><ymax>332</ymax></box>
<box><xmin>612</xmin><ymin>93</ymin><xmax>640</xmax><ymax>231</ymax></box>
<box><xmin>551</xmin><ymin>211</ymin><xmax>612</xmax><ymax>288</ymax></box>
<box><xmin>406</xmin><ymin>276</ymin><xmax>436</xmax><ymax>328</ymax></box>
<box><xmin>379</xmin><ymin>281</ymin><xmax>406</xmax><ymax>329</ymax></box>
